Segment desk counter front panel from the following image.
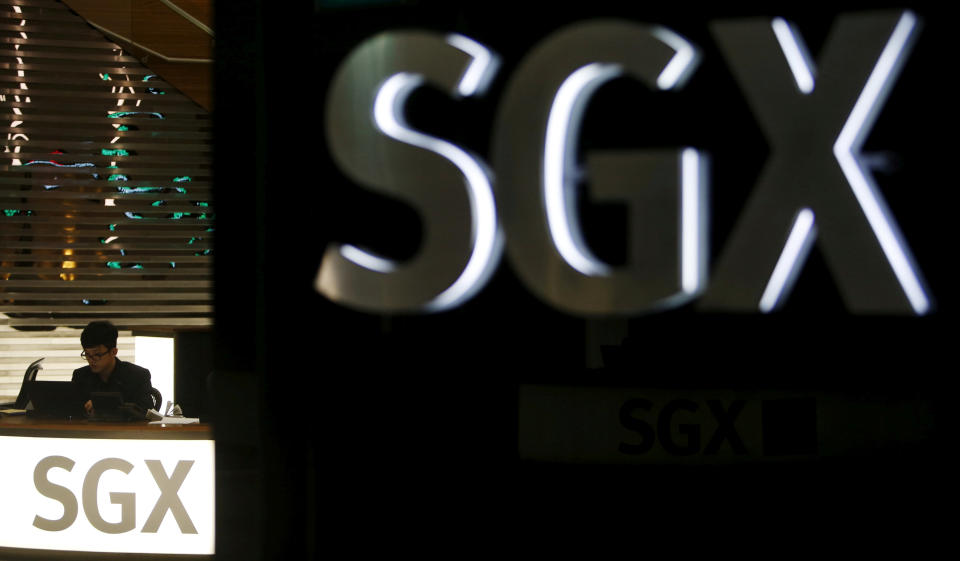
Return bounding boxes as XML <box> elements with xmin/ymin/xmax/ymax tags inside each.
<box><xmin>0</xmin><ymin>418</ymin><xmax>215</xmax><ymax>558</ymax></box>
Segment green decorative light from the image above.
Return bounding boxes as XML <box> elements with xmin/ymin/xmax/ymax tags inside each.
<box><xmin>117</xmin><ymin>186</ymin><xmax>161</xmax><ymax>193</ymax></box>
<box><xmin>108</xmin><ymin>111</ymin><xmax>164</xmax><ymax>119</ymax></box>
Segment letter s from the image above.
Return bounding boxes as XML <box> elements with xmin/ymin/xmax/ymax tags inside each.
<box><xmin>33</xmin><ymin>455</ymin><xmax>78</xmax><ymax>532</ymax></box>
<box><xmin>619</xmin><ymin>398</ymin><xmax>655</xmax><ymax>454</ymax></box>
<box><xmin>318</xmin><ymin>32</ymin><xmax>502</xmax><ymax>313</ymax></box>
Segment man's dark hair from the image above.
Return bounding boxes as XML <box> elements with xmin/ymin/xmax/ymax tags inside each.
<box><xmin>81</xmin><ymin>321</ymin><xmax>119</xmax><ymax>350</ymax></box>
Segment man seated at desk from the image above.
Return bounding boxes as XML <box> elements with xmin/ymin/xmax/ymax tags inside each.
<box><xmin>72</xmin><ymin>320</ymin><xmax>153</xmax><ymax>417</ymax></box>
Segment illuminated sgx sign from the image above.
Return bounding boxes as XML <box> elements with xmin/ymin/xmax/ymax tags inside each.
<box><xmin>0</xmin><ymin>437</ymin><xmax>214</xmax><ymax>555</ymax></box>
<box><xmin>318</xmin><ymin>10</ymin><xmax>933</xmax><ymax>316</ymax></box>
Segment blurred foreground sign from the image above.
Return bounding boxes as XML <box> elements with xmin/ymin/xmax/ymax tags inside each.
<box><xmin>318</xmin><ymin>10</ymin><xmax>933</xmax><ymax>317</ymax></box>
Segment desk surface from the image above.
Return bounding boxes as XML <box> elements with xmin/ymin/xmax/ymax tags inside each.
<box><xmin>0</xmin><ymin>415</ymin><xmax>212</xmax><ymax>440</ymax></box>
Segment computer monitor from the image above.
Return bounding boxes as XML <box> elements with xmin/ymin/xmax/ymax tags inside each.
<box><xmin>24</xmin><ymin>381</ymin><xmax>85</xmax><ymax>419</ymax></box>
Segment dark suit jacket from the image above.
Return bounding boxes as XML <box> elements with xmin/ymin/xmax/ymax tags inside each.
<box><xmin>72</xmin><ymin>359</ymin><xmax>153</xmax><ymax>411</ymax></box>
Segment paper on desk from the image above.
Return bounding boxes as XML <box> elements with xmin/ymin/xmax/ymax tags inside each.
<box><xmin>149</xmin><ymin>416</ymin><xmax>200</xmax><ymax>425</ymax></box>
<box><xmin>0</xmin><ymin>408</ymin><xmax>26</xmax><ymax>416</ymax></box>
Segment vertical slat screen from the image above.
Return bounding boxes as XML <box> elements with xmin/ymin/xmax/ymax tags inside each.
<box><xmin>0</xmin><ymin>0</ymin><xmax>213</xmax><ymax>330</ymax></box>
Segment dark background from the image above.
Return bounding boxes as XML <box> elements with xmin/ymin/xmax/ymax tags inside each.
<box><xmin>213</xmin><ymin>1</ymin><xmax>954</xmax><ymax>557</ymax></box>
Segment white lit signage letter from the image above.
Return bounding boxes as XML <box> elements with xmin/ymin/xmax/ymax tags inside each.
<box><xmin>82</xmin><ymin>458</ymin><xmax>136</xmax><ymax>534</ymax></box>
<box><xmin>492</xmin><ymin>20</ymin><xmax>706</xmax><ymax>315</ymax></box>
<box><xmin>319</xmin><ymin>32</ymin><xmax>502</xmax><ymax>313</ymax></box>
<box><xmin>703</xmin><ymin>11</ymin><xmax>931</xmax><ymax>314</ymax></box>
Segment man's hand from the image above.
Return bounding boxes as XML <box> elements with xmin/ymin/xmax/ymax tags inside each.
<box><xmin>84</xmin><ymin>400</ymin><xmax>94</xmax><ymax>415</ymax></box>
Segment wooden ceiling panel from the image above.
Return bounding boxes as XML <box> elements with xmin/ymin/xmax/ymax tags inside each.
<box><xmin>60</xmin><ymin>0</ymin><xmax>212</xmax><ymax>111</ymax></box>
<box><xmin>132</xmin><ymin>0</ymin><xmax>211</xmax><ymax>59</ymax></box>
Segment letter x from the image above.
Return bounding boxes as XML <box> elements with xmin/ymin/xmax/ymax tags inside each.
<box><xmin>142</xmin><ymin>460</ymin><xmax>198</xmax><ymax>534</ymax></box>
<box><xmin>702</xmin><ymin>11</ymin><xmax>930</xmax><ymax>314</ymax></box>
<box><xmin>703</xmin><ymin>400</ymin><xmax>747</xmax><ymax>454</ymax></box>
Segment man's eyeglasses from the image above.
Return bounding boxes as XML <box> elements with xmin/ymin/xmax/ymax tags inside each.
<box><xmin>80</xmin><ymin>350</ymin><xmax>111</xmax><ymax>362</ymax></box>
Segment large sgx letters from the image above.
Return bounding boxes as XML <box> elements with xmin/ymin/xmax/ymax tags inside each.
<box><xmin>32</xmin><ymin>456</ymin><xmax>197</xmax><ymax>534</ymax></box>
<box><xmin>318</xmin><ymin>11</ymin><xmax>932</xmax><ymax>316</ymax></box>
<box><xmin>704</xmin><ymin>12</ymin><xmax>929</xmax><ymax>315</ymax></box>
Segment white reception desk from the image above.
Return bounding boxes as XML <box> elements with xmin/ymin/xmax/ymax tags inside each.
<box><xmin>0</xmin><ymin>416</ymin><xmax>214</xmax><ymax>560</ymax></box>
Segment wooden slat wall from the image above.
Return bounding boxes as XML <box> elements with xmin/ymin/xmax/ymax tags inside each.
<box><xmin>0</xmin><ymin>0</ymin><xmax>212</xmax><ymax>330</ymax></box>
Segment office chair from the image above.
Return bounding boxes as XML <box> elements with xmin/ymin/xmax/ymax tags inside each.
<box><xmin>149</xmin><ymin>387</ymin><xmax>162</xmax><ymax>412</ymax></box>
<box><xmin>1</xmin><ymin>358</ymin><xmax>45</xmax><ymax>410</ymax></box>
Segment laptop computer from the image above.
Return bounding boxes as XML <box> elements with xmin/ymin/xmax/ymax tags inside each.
<box><xmin>24</xmin><ymin>381</ymin><xmax>86</xmax><ymax>419</ymax></box>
